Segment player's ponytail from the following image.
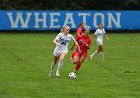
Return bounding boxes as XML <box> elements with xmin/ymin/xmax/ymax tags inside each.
<box><xmin>60</xmin><ymin>25</ymin><xmax>66</xmax><ymax>33</ymax></box>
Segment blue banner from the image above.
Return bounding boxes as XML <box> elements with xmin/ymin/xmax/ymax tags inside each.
<box><xmin>0</xmin><ymin>10</ymin><xmax>140</xmax><ymax>30</ymax></box>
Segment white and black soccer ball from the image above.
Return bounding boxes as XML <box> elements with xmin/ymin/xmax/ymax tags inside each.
<box><xmin>84</xmin><ymin>25</ymin><xmax>91</xmax><ymax>30</ymax></box>
<box><xmin>68</xmin><ymin>72</ymin><xmax>76</xmax><ymax>79</ymax></box>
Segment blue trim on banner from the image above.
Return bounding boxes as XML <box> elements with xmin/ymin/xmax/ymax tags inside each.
<box><xmin>0</xmin><ymin>10</ymin><xmax>140</xmax><ymax>30</ymax></box>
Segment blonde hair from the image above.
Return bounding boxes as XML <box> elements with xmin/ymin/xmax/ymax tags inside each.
<box><xmin>60</xmin><ymin>25</ymin><xmax>70</xmax><ymax>34</ymax></box>
<box><xmin>65</xmin><ymin>26</ymin><xmax>70</xmax><ymax>30</ymax></box>
<box><xmin>60</xmin><ymin>25</ymin><xmax>66</xmax><ymax>33</ymax></box>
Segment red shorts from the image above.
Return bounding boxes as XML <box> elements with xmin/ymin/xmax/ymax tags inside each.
<box><xmin>73</xmin><ymin>51</ymin><xmax>88</xmax><ymax>58</ymax></box>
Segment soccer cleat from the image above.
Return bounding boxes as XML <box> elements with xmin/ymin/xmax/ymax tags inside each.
<box><xmin>56</xmin><ymin>71</ymin><xmax>60</xmax><ymax>77</ymax></box>
<box><xmin>49</xmin><ymin>70</ymin><xmax>53</xmax><ymax>77</ymax></box>
<box><xmin>90</xmin><ymin>55</ymin><xmax>93</xmax><ymax>60</ymax></box>
<box><xmin>73</xmin><ymin>69</ymin><xmax>77</xmax><ymax>73</ymax></box>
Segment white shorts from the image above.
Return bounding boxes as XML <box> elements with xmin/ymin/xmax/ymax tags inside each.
<box><xmin>96</xmin><ymin>41</ymin><xmax>103</xmax><ymax>46</ymax></box>
<box><xmin>53</xmin><ymin>47</ymin><xmax>68</xmax><ymax>57</ymax></box>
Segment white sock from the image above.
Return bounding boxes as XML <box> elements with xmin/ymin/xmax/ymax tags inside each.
<box><xmin>91</xmin><ymin>50</ymin><xmax>98</xmax><ymax>57</ymax></box>
<box><xmin>100</xmin><ymin>52</ymin><xmax>104</xmax><ymax>61</ymax></box>
<box><xmin>56</xmin><ymin>60</ymin><xmax>63</xmax><ymax>73</ymax></box>
<box><xmin>51</xmin><ymin>62</ymin><xmax>55</xmax><ymax>71</ymax></box>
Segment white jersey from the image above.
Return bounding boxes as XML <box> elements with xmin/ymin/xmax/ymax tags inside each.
<box><xmin>53</xmin><ymin>33</ymin><xmax>77</xmax><ymax>56</ymax></box>
<box><xmin>95</xmin><ymin>28</ymin><xmax>106</xmax><ymax>42</ymax></box>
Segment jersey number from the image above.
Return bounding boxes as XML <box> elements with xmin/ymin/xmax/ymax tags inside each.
<box><xmin>61</xmin><ymin>41</ymin><xmax>66</xmax><ymax>45</ymax></box>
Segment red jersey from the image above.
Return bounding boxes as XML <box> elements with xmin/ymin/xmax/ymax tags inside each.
<box><xmin>76</xmin><ymin>27</ymin><xmax>83</xmax><ymax>38</ymax></box>
<box><xmin>76</xmin><ymin>34</ymin><xmax>92</xmax><ymax>53</ymax></box>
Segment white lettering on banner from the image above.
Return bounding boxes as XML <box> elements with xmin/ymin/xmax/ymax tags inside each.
<box><xmin>34</xmin><ymin>13</ymin><xmax>47</xmax><ymax>28</ymax></box>
<box><xmin>49</xmin><ymin>13</ymin><xmax>60</xmax><ymax>28</ymax></box>
<box><xmin>94</xmin><ymin>13</ymin><xmax>105</xmax><ymax>28</ymax></box>
<box><xmin>64</xmin><ymin>13</ymin><xmax>76</xmax><ymax>28</ymax></box>
<box><xmin>78</xmin><ymin>13</ymin><xmax>90</xmax><ymax>25</ymax></box>
<box><xmin>107</xmin><ymin>13</ymin><xmax>121</xmax><ymax>28</ymax></box>
<box><xmin>7</xmin><ymin>12</ymin><xmax>31</xmax><ymax>28</ymax></box>
<box><xmin>6</xmin><ymin>12</ymin><xmax>122</xmax><ymax>29</ymax></box>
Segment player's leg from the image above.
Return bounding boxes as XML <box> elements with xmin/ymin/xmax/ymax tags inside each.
<box><xmin>90</xmin><ymin>46</ymin><xmax>100</xmax><ymax>60</ymax></box>
<box><xmin>99</xmin><ymin>42</ymin><xmax>104</xmax><ymax>61</ymax></box>
<box><xmin>56</xmin><ymin>52</ymin><xmax>67</xmax><ymax>76</ymax></box>
<box><xmin>99</xmin><ymin>45</ymin><xmax>104</xmax><ymax>61</ymax></box>
<box><xmin>52</xmin><ymin>56</ymin><xmax>59</xmax><ymax>70</ymax></box>
<box><xmin>74</xmin><ymin>53</ymin><xmax>87</xmax><ymax>72</ymax></box>
<box><xmin>69</xmin><ymin>51</ymin><xmax>75</xmax><ymax>62</ymax></box>
<box><xmin>90</xmin><ymin>50</ymin><xmax>98</xmax><ymax>60</ymax></box>
<box><xmin>90</xmin><ymin>41</ymin><xmax>100</xmax><ymax>60</ymax></box>
<box><xmin>49</xmin><ymin>56</ymin><xmax>59</xmax><ymax>76</ymax></box>
<box><xmin>73</xmin><ymin>51</ymin><xmax>80</xmax><ymax>64</ymax></box>
<box><xmin>49</xmin><ymin>48</ymin><xmax>60</xmax><ymax>76</ymax></box>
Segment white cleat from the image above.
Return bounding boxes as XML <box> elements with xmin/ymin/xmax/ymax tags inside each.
<box><xmin>49</xmin><ymin>71</ymin><xmax>53</xmax><ymax>77</ymax></box>
<box><xmin>90</xmin><ymin>55</ymin><xmax>93</xmax><ymax>60</ymax></box>
<box><xmin>56</xmin><ymin>71</ymin><xmax>60</xmax><ymax>77</ymax></box>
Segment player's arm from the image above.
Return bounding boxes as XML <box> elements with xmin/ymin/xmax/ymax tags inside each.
<box><xmin>103</xmin><ymin>28</ymin><xmax>109</xmax><ymax>40</ymax></box>
<box><xmin>76</xmin><ymin>43</ymin><xmax>81</xmax><ymax>53</ymax></box>
<box><xmin>85</xmin><ymin>43</ymin><xmax>91</xmax><ymax>49</ymax></box>
<box><xmin>91</xmin><ymin>34</ymin><xmax>96</xmax><ymax>40</ymax></box>
<box><xmin>84</xmin><ymin>39</ymin><xmax>92</xmax><ymax>49</ymax></box>
<box><xmin>71</xmin><ymin>35</ymin><xmax>81</xmax><ymax>52</ymax></box>
<box><xmin>77</xmin><ymin>32</ymin><xmax>81</xmax><ymax>37</ymax></box>
<box><xmin>91</xmin><ymin>30</ymin><xmax>97</xmax><ymax>39</ymax></box>
<box><xmin>105</xmin><ymin>33</ymin><xmax>109</xmax><ymax>40</ymax></box>
<box><xmin>53</xmin><ymin>34</ymin><xmax>61</xmax><ymax>46</ymax></box>
<box><xmin>76</xmin><ymin>28</ymin><xmax>82</xmax><ymax>37</ymax></box>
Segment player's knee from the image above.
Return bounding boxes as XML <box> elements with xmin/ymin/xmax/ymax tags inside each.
<box><xmin>98</xmin><ymin>49</ymin><xmax>100</xmax><ymax>53</ymax></box>
<box><xmin>73</xmin><ymin>59</ymin><xmax>78</xmax><ymax>64</ymax></box>
<box><xmin>100</xmin><ymin>48</ymin><xmax>103</xmax><ymax>52</ymax></box>
<box><xmin>99</xmin><ymin>47</ymin><xmax>102</xmax><ymax>52</ymax></box>
<box><xmin>53</xmin><ymin>60</ymin><xmax>58</xmax><ymax>64</ymax></box>
<box><xmin>73</xmin><ymin>56</ymin><xmax>79</xmax><ymax>64</ymax></box>
<box><xmin>59</xmin><ymin>59</ymin><xmax>64</xmax><ymax>62</ymax></box>
<box><xmin>73</xmin><ymin>61</ymin><xmax>78</xmax><ymax>64</ymax></box>
<box><xmin>102</xmin><ymin>48</ymin><xmax>104</xmax><ymax>52</ymax></box>
<box><xmin>54</xmin><ymin>62</ymin><xmax>57</xmax><ymax>64</ymax></box>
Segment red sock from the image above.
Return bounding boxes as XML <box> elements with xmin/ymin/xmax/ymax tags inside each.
<box><xmin>75</xmin><ymin>63</ymin><xmax>81</xmax><ymax>71</ymax></box>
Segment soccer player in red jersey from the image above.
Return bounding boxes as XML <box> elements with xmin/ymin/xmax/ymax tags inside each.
<box><xmin>70</xmin><ymin>22</ymin><xmax>85</xmax><ymax>50</ymax></box>
<box><xmin>72</xmin><ymin>27</ymin><xmax>92</xmax><ymax>72</ymax></box>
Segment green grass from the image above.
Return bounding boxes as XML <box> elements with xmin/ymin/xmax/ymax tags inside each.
<box><xmin>0</xmin><ymin>32</ymin><xmax>140</xmax><ymax>98</ymax></box>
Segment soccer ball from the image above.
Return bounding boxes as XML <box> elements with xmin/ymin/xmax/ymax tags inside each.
<box><xmin>84</xmin><ymin>25</ymin><xmax>90</xmax><ymax>30</ymax></box>
<box><xmin>68</xmin><ymin>72</ymin><xmax>76</xmax><ymax>79</ymax></box>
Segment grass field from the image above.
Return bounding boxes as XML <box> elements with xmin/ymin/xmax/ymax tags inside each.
<box><xmin>0</xmin><ymin>32</ymin><xmax>140</xmax><ymax>98</ymax></box>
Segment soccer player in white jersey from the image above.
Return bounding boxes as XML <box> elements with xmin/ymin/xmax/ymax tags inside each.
<box><xmin>90</xmin><ymin>23</ymin><xmax>109</xmax><ymax>61</ymax></box>
<box><xmin>49</xmin><ymin>26</ymin><xmax>80</xmax><ymax>77</ymax></box>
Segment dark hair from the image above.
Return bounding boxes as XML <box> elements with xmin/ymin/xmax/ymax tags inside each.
<box><xmin>79</xmin><ymin>22</ymin><xmax>84</xmax><ymax>27</ymax></box>
<box><xmin>98</xmin><ymin>23</ymin><xmax>103</xmax><ymax>26</ymax></box>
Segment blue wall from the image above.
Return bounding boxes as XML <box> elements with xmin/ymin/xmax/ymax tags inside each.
<box><xmin>0</xmin><ymin>10</ymin><xmax>140</xmax><ymax>30</ymax></box>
